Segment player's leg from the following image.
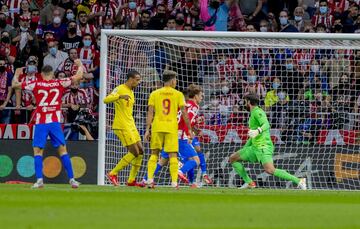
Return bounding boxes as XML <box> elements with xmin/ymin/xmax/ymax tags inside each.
<box><xmin>143</xmin><ymin>150</ymin><xmax>169</xmax><ymax>182</ymax></box>
<box><xmin>178</xmin><ymin>140</ymin><xmax>199</xmax><ymax>184</ymax></box>
<box><xmin>260</xmin><ymin>149</ymin><xmax>306</xmax><ymax>189</ymax></box>
<box><xmin>31</xmin><ymin>124</ymin><xmax>49</xmax><ymax>188</ymax></box>
<box><xmin>193</xmin><ymin>141</ymin><xmax>213</xmax><ymax>184</ymax></box>
<box><xmin>108</xmin><ymin>129</ymin><xmax>139</xmax><ymax>180</ymax></box>
<box><xmin>147</xmin><ymin>132</ymin><xmax>164</xmax><ymax>185</ymax></box>
<box><xmin>229</xmin><ymin>146</ymin><xmax>257</xmax><ymax>187</ymax></box>
<box><xmin>164</xmin><ymin>133</ymin><xmax>180</xmax><ymax>188</ymax></box>
<box><xmin>49</xmin><ymin>122</ymin><xmax>79</xmax><ymax>188</ymax></box>
<box><xmin>127</xmin><ymin>130</ymin><xmax>145</xmax><ymax>185</ymax></box>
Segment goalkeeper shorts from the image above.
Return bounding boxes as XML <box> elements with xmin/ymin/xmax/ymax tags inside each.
<box><xmin>114</xmin><ymin>128</ymin><xmax>141</xmax><ymax>147</ymax></box>
<box><xmin>237</xmin><ymin>146</ymin><xmax>273</xmax><ymax>165</ymax></box>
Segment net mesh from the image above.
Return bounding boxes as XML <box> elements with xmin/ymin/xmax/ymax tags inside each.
<box><xmin>103</xmin><ymin>34</ymin><xmax>360</xmax><ymax>190</ymax></box>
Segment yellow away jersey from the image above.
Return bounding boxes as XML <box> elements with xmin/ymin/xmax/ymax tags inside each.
<box><xmin>148</xmin><ymin>86</ymin><xmax>185</xmax><ymax>133</ymax></box>
<box><xmin>103</xmin><ymin>84</ymin><xmax>136</xmax><ymax>130</ymax></box>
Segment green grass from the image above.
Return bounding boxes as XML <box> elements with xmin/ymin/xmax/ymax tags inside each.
<box><xmin>0</xmin><ymin>184</ymin><xmax>359</xmax><ymax>229</ymax></box>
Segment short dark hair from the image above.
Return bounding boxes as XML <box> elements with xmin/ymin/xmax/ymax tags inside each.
<box><xmin>127</xmin><ymin>70</ymin><xmax>140</xmax><ymax>80</ymax></box>
<box><xmin>41</xmin><ymin>65</ymin><xmax>53</xmax><ymax>75</ymax></box>
<box><xmin>244</xmin><ymin>93</ymin><xmax>259</xmax><ymax>106</ymax></box>
<box><xmin>162</xmin><ymin>70</ymin><xmax>176</xmax><ymax>82</ymax></box>
<box><xmin>187</xmin><ymin>84</ymin><xmax>202</xmax><ymax>98</ymax></box>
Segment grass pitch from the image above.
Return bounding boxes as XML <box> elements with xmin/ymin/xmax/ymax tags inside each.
<box><xmin>0</xmin><ymin>184</ymin><xmax>359</xmax><ymax>229</ymax></box>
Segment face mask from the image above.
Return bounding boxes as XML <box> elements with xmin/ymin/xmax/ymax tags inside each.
<box><xmin>129</xmin><ymin>2</ymin><xmax>137</xmax><ymax>9</ymax></box>
<box><xmin>211</xmin><ymin>99</ymin><xmax>219</xmax><ymax>106</ymax></box>
<box><xmin>66</xmin><ymin>13</ymin><xmax>75</xmax><ymax>20</ymax></box>
<box><xmin>262</xmin><ymin>48</ymin><xmax>269</xmax><ymax>54</ymax></box>
<box><xmin>210</xmin><ymin>0</ymin><xmax>220</xmax><ymax>9</ymax></box>
<box><xmin>247</xmin><ymin>75</ymin><xmax>257</xmax><ymax>84</ymax></box>
<box><xmin>311</xmin><ymin>65</ymin><xmax>319</xmax><ymax>72</ymax></box>
<box><xmin>319</xmin><ymin>6</ymin><xmax>327</xmax><ymax>14</ymax></box>
<box><xmin>157</xmin><ymin>13</ymin><xmax>166</xmax><ymax>18</ymax></box>
<box><xmin>145</xmin><ymin>0</ymin><xmax>153</xmax><ymax>6</ymax></box>
<box><xmin>0</xmin><ymin>20</ymin><xmax>6</xmax><ymax>28</ymax></box>
<box><xmin>69</xmin><ymin>27</ymin><xmax>77</xmax><ymax>34</ymax></box>
<box><xmin>53</xmin><ymin>16</ymin><xmax>61</xmax><ymax>24</ymax></box>
<box><xmin>279</xmin><ymin>17</ymin><xmax>288</xmax><ymax>26</ymax></box>
<box><xmin>221</xmin><ymin>86</ymin><xmax>229</xmax><ymax>94</ymax></box>
<box><xmin>27</xmin><ymin>65</ymin><xmax>37</xmax><ymax>73</ymax></box>
<box><xmin>334</xmin><ymin>24</ymin><xmax>343</xmax><ymax>31</ymax></box>
<box><xmin>71</xmin><ymin>88</ymin><xmax>78</xmax><ymax>93</ymax></box>
<box><xmin>20</xmin><ymin>26</ymin><xmax>28</xmax><ymax>32</ymax></box>
<box><xmin>294</xmin><ymin>16</ymin><xmax>302</xmax><ymax>22</ymax></box>
<box><xmin>103</xmin><ymin>25</ymin><xmax>112</xmax><ymax>29</ymax></box>
<box><xmin>272</xmin><ymin>82</ymin><xmax>280</xmax><ymax>89</ymax></box>
<box><xmin>278</xmin><ymin>92</ymin><xmax>286</xmax><ymax>100</ymax></box>
<box><xmin>0</xmin><ymin>66</ymin><xmax>5</xmax><ymax>73</ymax></box>
<box><xmin>83</xmin><ymin>40</ymin><xmax>92</xmax><ymax>47</ymax></box>
<box><xmin>1</xmin><ymin>36</ymin><xmax>10</xmax><ymax>44</ymax></box>
<box><xmin>260</xmin><ymin>26</ymin><xmax>268</xmax><ymax>32</ymax></box>
<box><xmin>50</xmin><ymin>47</ymin><xmax>57</xmax><ymax>56</ymax></box>
<box><xmin>286</xmin><ymin>63</ymin><xmax>293</xmax><ymax>70</ymax></box>
<box><xmin>175</xmin><ymin>18</ymin><xmax>184</xmax><ymax>25</ymax></box>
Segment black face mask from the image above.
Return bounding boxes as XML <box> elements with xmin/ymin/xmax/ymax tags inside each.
<box><xmin>334</xmin><ymin>24</ymin><xmax>343</xmax><ymax>31</ymax></box>
<box><xmin>0</xmin><ymin>20</ymin><xmax>6</xmax><ymax>28</ymax></box>
<box><xmin>51</xmin><ymin>0</ymin><xmax>59</xmax><ymax>5</ymax></box>
<box><xmin>210</xmin><ymin>1</ymin><xmax>220</xmax><ymax>9</ymax></box>
<box><xmin>71</xmin><ymin>88</ymin><xmax>78</xmax><ymax>93</ymax></box>
<box><xmin>69</xmin><ymin>27</ymin><xmax>77</xmax><ymax>35</ymax></box>
<box><xmin>1</xmin><ymin>36</ymin><xmax>10</xmax><ymax>44</ymax></box>
<box><xmin>157</xmin><ymin>13</ymin><xmax>166</xmax><ymax>18</ymax></box>
<box><xmin>101</xmin><ymin>0</ymin><xmax>108</xmax><ymax>3</ymax></box>
<box><xmin>175</xmin><ymin>19</ymin><xmax>184</xmax><ymax>25</ymax></box>
<box><xmin>0</xmin><ymin>66</ymin><xmax>6</xmax><ymax>73</ymax></box>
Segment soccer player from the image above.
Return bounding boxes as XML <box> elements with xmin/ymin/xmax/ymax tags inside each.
<box><xmin>12</xmin><ymin>60</ymin><xmax>84</xmax><ymax>189</ymax></box>
<box><xmin>104</xmin><ymin>70</ymin><xmax>144</xmax><ymax>186</ymax></box>
<box><xmin>229</xmin><ymin>93</ymin><xmax>307</xmax><ymax>190</ymax></box>
<box><xmin>144</xmin><ymin>70</ymin><xmax>193</xmax><ymax>188</ymax></box>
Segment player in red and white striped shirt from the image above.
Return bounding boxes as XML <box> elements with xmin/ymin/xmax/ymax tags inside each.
<box><xmin>12</xmin><ymin>59</ymin><xmax>84</xmax><ymax>189</ymax></box>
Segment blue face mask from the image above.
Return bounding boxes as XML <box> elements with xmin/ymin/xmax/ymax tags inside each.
<box><xmin>286</xmin><ymin>63</ymin><xmax>293</xmax><ymax>70</ymax></box>
<box><xmin>294</xmin><ymin>16</ymin><xmax>302</xmax><ymax>22</ymax></box>
<box><xmin>50</xmin><ymin>47</ymin><xmax>57</xmax><ymax>56</ymax></box>
<box><xmin>247</xmin><ymin>75</ymin><xmax>257</xmax><ymax>83</ymax></box>
<box><xmin>273</xmin><ymin>82</ymin><xmax>280</xmax><ymax>89</ymax></box>
<box><xmin>66</xmin><ymin>13</ymin><xmax>75</xmax><ymax>20</ymax></box>
<box><xmin>129</xmin><ymin>2</ymin><xmax>137</xmax><ymax>9</ymax></box>
<box><xmin>27</xmin><ymin>65</ymin><xmax>37</xmax><ymax>73</ymax></box>
<box><xmin>278</xmin><ymin>92</ymin><xmax>286</xmax><ymax>100</ymax></box>
<box><xmin>83</xmin><ymin>40</ymin><xmax>92</xmax><ymax>47</ymax></box>
<box><xmin>319</xmin><ymin>6</ymin><xmax>327</xmax><ymax>14</ymax></box>
<box><xmin>279</xmin><ymin>17</ymin><xmax>288</xmax><ymax>26</ymax></box>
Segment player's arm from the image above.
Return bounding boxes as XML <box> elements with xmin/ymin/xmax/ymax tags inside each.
<box><xmin>71</xmin><ymin>59</ymin><xmax>84</xmax><ymax>84</ymax></box>
<box><xmin>144</xmin><ymin>105</ymin><xmax>154</xmax><ymax>142</ymax></box>
<box><xmin>180</xmin><ymin>105</ymin><xmax>194</xmax><ymax>139</ymax></box>
<box><xmin>103</xmin><ymin>89</ymin><xmax>130</xmax><ymax>104</ymax></box>
<box><xmin>248</xmin><ymin>110</ymin><xmax>270</xmax><ymax>138</ymax></box>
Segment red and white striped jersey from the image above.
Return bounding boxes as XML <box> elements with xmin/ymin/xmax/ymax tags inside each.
<box><xmin>311</xmin><ymin>14</ymin><xmax>334</xmax><ymax>30</ymax></box>
<box><xmin>18</xmin><ymin>73</ymin><xmax>42</xmax><ymax>107</ymax></box>
<box><xmin>76</xmin><ymin>24</ymin><xmax>97</xmax><ymax>40</ymax></box>
<box><xmin>293</xmin><ymin>49</ymin><xmax>315</xmax><ymax>72</ymax></box>
<box><xmin>58</xmin><ymin>58</ymin><xmax>88</xmax><ymax>77</ymax></box>
<box><xmin>120</xmin><ymin>8</ymin><xmax>138</xmax><ymax>22</ymax></box>
<box><xmin>91</xmin><ymin>2</ymin><xmax>118</xmax><ymax>27</ymax></box>
<box><xmin>21</xmin><ymin>77</ymin><xmax>72</xmax><ymax>124</ymax></box>
<box><xmin>178</xmin><ymin>99</ymin><xmax>199</xmax><ymax>139</ymax></box>
<box><xmin>78</xmin><ymin>47</ymin><xmax>100</xmax><ymax>70</ymax></box>
<box><xmin>6</xmin><ymin>0</ymin><xmax>21</xmax><ymax>21</ymax></box>
<box><xmin>216</xmin><ymin>58</ymin><xmax>241</xmax><ymax>83</ymax></box>
<box><xmin>62</xmin><ymin>88</ymin><xmax>89</xmax><ymax>106</ymax></box>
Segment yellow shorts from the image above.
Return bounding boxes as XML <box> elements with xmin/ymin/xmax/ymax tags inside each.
<box><xmin>114</xmin><ymin>128</ymin><xmax>141</xmax><ymax>147</ymax></box>
<box><xmin>150</xmin><ymin>132</ymin><xmax>178</xmax><ymax>153</ymax></box>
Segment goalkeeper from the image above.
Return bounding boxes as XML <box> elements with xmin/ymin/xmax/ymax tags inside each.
<box><xmin>229</xmin><ymin>93</ymin><xmax>307</xmax><ymax>190</ymax></box>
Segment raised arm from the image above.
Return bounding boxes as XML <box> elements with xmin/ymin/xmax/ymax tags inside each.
<box><xmin>11</xmin><ymin>67</ymin><xmax>25</xmax><ymax>90</ymax></box>
<box><xmin>71</xmin><ymin>59</ymin><xmax>84</xmax><ymax>84</ymax></box>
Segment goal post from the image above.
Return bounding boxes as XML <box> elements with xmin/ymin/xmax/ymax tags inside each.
<box><xmin>98</xmin><ymin>30</ymin><xmax>360</xmax><ymax>189</ymax></box>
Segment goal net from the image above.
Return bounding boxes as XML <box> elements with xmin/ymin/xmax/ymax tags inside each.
<box><xmin>98</xmin><ymin>31</ymin><xmax>360</xmax><ymax>190</ymax></box>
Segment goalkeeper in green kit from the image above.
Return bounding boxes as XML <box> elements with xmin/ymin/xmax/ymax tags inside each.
<box><xmin>229</xmin><ymin>93</ymin><xmax>307</xmax><ymax>190</ymax></box>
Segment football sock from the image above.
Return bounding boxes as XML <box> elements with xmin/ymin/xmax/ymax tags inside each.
<box><xmin>274</xmin><ymin>169</ymin><xmax>300</xmax><ymax>185</ymax></box>
<box><xmin>232</xmin><ymin>162</ymin><xmax>253</xmax><ymax>184</ymax></box>
<box><xmin>147</xmin><ymin>154</ymin><xmax>158</xmax><ymax>181</ymax></box>
<box><xmin>110</xmin><ymin>152</ymin><xmax>135</xmax><ymax>175</ymax></box>
<box><xmin>61</xmin><ymin>154</ymin><xmax>74</xmax><ymax>179</ymax></box>
<box><xmin>187</xmin><ymin>168</ymin><xmax>195</xmax><ymax>184</ymax></box>
<box><xmin>198</xmin><ymin>152</ymin><xmax>207</xmax><ymax>175</ymax></box>
<box><xmin>169</xmin><ymin>157</ymin><xmax>179</xmax><ymax>184</ymax></box>
<box><xmin>127</xmin><ymin>154</ymin><xmax>143</xmax><ymax>183</ymax></box>
<box><xmin>143</xmin><ymin>163</ymin><xmax>162</xmax><ymax>181</ymax></box>
<box><xmin>34</xmin><ymin>155</ymin><xmax>43</xmax><ymax>179</ymax></box>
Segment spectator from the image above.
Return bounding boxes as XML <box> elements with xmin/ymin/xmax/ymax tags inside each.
<box><xmin>88</xmin><ymin>0</ymin><xmax>117</xmax><ymax>28</ymax></box>
<box><xmin>115</xmin><ymin>0</ymin><xmax>139</xmax><ymax>29</ymax></box>
<box><xmin>43</xmin><ymin>38</ymin><xmax>68</xmax><ymax>70</ymax></box>
<box><xmin>102</xmin><ymin>18</ymin><xmax>114</xmax><ymax>29</ymax></box>
<box><xmin>279</xmin><ymin>10</ymin><xmax>299</xmax><ymax>32</ymax></box>
<box><xmin>246</xmin><ymin>24</ymin><xmax>257</xmax><ymax>32</ymax></box>
<box><xmin>265</xmin><ymin>77</ymin><xmax>289</xmax><ymax>110</ymax></box>
<box><xmin>259</xmin><ymin>19</ymin><xmax>271</xmax><ymax>32</ymax></box>
<box><xmin>10</xmin><ymin>15</ymin><xmax>39</xmax><ymax>54</ymax></box>
<box><xmin>243</xmin><ymin>67</ymin><xmax>266</xmax><ymax>102</ymax></box>
<box><xmin>0</xmin><ymin>13</ymin><xmax>14</xmax><ymax>33</ymax></box>
<box><xmin>217</xmin><ymin>79</ymin><xmax>240</xmax><ymax>114</ymax></box>
<box><xmin>330</xmin><ymin>50</ymin><xmax>351</xmax><ymax>89</ymax></box>
<box><xmin>200</xmin><ymin>0</ymin><xmax>235</xmax><ymax>31</ymax></box>
<box><xmin>40</xmin><ymin>0</ymin><xmax>65</xmax><ymax>26</ymax></box>
<box><xmin>40</xmin><ymin>30</ymin><xmax>55</xmax><ymax>57</ymax></box>
<box><xmin>13</xmin><ymin>0</ymin><xmax>32</xmax><ymax>28</ymax></box>
<box><xmin>61</xmin><ymin>20</ymin><xmax>82</xmax><ymax>51</ymax></box>
<box><xmin>270</xmin><ymin>90</ymin><xmax>289</xmax><ymax>129</ymax></box>
<box><xmin>148</xmin><ymin>4</ymin><xmax>168</xmax><ymax>30</ymax></box>
<box><xmin>76</xmin><ymin>0</ymin><xmax>91</xmax><ymax>15</ymax></box>
<box><xmin>228</xmin><ymin>1</ymin><xmax>246</xmax><ymax>31</ymax></box>
<box><xmin>77</xmin><ymin>11</ymin><xmax>98</xmax><ymax>40</ymax></box>
<box><xmin>62</xmin><ymin>81</ymin><xmax>89</xmax><ymax>123</ymax></box>
<box><xmin>164</xmin><ymin>16</ymin><xmax>177</xmax><ymax>30</ymax></box>
<box><xmin>280</xmin><ymin>58</ymin><xmax>303</xmax><ymax>100</ymax></box>
<box><xmin>64</xmin><ymin>8</ymin><xmax>76</xmax><ymax>23</ymax></box>
<box><xmin>44</xmin><ymin>9</ymin><xmax>68</xmax><ymax>41</ymax></box>
<box><xmin>59</xmin><ymin>0</ymin><xmax>74</xmax><ymax>10</ymax></box>
<box><xmin>1</xmin><ymin>31</ymin><xmax>17</xmax><ymax>65</ymax></box>
<box><xmin>137</xmin><ymin>10</ymin><xmax>151</xmax><ymax>29</ymax></box>
<box><xmin>133</xmin><ymin>52</ymin><xmax>160</xmax><ymax>91</ymax></box>
<box><xmin>58</xmin><ymin>48</ymin><xmax>80</xmax><ymax>77</ymax></box>
<box><xmin>292</xmin><ymin>6</ymin><xmax>306</xmax><ymax>32</ymax></box>
<box><xmin>204</xmin><ymin>94</ymin><xmax>224</xmax><ymax>125</ymax></box>
<box><xmin>239</xmin><ymin>0</ymin><xmax>264</xmax><ymax>22</ymax></box>
<box><xmin>0</xmin><ymin>57</ymin><xmax>13</xmax><ymax>124</ymax></box>
<box><xmin>78</xmin><ymin>33</ymin><xmax>100</xmax><ymax>74</ymax></box>
<box><xmin>341</xmin><ymin>4</ymin><xmax>358</xmax><ymax>33</ymax></box>
<box><xmin>312</xmin><ymin>0</ymin><xmax>334</xmax><ymax>31</ymax></box>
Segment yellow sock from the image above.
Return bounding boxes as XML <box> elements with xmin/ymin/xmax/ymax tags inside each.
<box><xmin>110</xmin><ymin>152</ymin><xmax>135</xmax><ymax>175</ymax></box>
<box><xmin>147</xmin><ymin>154</ymin><xmax>158</xmax><ymax>181</ymax></box>
<box><xmin>169</xmin><ymin>157</ymin><xmax>179</xmax><ymax>184</ymax></box>
<box><xmin>127</xmin><ymin>154</ymin><xmax>143</xmax><ymax>183</ymax></box>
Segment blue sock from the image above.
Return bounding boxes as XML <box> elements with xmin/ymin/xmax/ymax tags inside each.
<box><xmin>144</xmin><ymin>163</ymin><xmax>162</xmax><ymax>181</ymax></box>
<box><xmin>198</xmin><ymin>152</ymin><xmax>207</xmax><ymax>175</ymax></box>
<box><xmin>34</xmin><ymin>155</ymin><xmax>43</xmax><ymax>179</ymax></box>
<box><xmin>61</xmin><ymin>154</ymin><xmax>74</xmax><ymax>179</ymax></box>
<box><xmin>187</xmin><ymin>168</ymin><xmax>195</xmax><ymax>184</ymax></box>
<box><xmin>180</xmin><ymin>160</ymin><xmax>197</xmax><ymax>174</ymax></box>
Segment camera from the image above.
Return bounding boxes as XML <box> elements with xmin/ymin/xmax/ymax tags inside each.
<box><xmin>71</xmin><ymin>109</ymin><xmax>98</xmax><ymax>138</ymax></box>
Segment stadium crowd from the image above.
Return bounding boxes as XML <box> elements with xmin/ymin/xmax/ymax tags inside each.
<box><xmin>0</xmin><ymin>0</ymin><xmax>359</xmax><ymax>142</ymax></box>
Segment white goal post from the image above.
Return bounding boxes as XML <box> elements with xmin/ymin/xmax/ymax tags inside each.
<box><xmin>98</xmin><ymin>30</ymin><xmax>360</xmax><ymax>190</ymax></box>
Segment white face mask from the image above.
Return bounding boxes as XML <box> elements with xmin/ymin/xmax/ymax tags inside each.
<box><xmin>145</xmin><ymin>0</ymin><xmax>153</xmax><ymax>6</ymax></box>
<box><xmin>260</xmin><ymin>26</ymin><xmax>268</xmax><ymax>32</ymax></box>
<box><xmin>211</xmin><ymin>99</ymin><xmax>219</xmax><ymax>106</ymax></box>
<box><xmin>222</xmin><ymin>86</ymin><xmax>229</xmax><ymax>94</ymax></box>
<box><xmin>53</xmin><ymin>16</ymin><xmax>61</xmax><ymax>24</ymax></box>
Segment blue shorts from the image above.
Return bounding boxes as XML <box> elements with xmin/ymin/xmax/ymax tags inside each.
<box><xmin>160</xmin><ymin>150</ymin><xmax>169</xmax><ymax>159</ymax></box>
<box><xmin>33</xmin><ymin>122</ymin><xmax>66</xmax><ymax>149</ymax></box>
<box><xmin>179</xmin><ymin>139</ymin><xmax>198</xmax><ymax>160</ymax></box>
<box><xmin>192</xmin><ymin>137</ymin><xmax>201</xmax><ymax>148</ymax></box>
